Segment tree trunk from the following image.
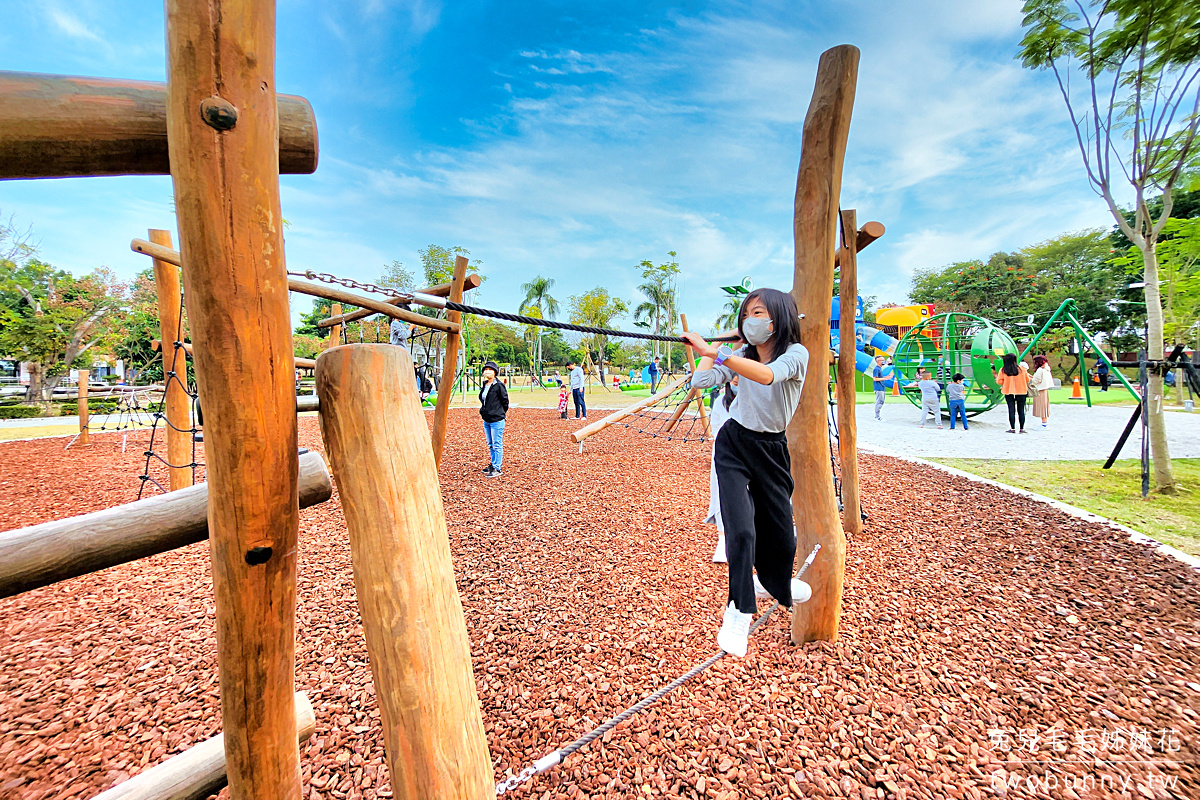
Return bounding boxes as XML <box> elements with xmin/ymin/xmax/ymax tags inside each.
<box><xmin>24</xmin><ymin>362</ymin><xmax>44</xmax><ymax>403</ymax></box>
<box><xmin>1142</xmin><ymin>241</ymin><xmax>1175</xmax><ymax>493</ymax></box>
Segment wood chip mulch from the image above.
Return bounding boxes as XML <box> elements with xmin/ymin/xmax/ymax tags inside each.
<box><xmin>1</xmin><ymin>408</ymin><xmax>1197</xmax><ymax>800</ymax></box>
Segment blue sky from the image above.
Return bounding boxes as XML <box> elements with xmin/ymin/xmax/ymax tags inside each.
<box><xmin>1</xmin><ymin>0</ymin><xmax>1128</xmax><ymax>333</ymax></box>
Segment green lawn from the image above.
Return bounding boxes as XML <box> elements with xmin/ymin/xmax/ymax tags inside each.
<box><xmin>932</xmin><ymin>458</ymin><xmax>1200</xmax><ymax>557</ymax></box>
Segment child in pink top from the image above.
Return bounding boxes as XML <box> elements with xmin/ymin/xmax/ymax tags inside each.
<box><xmin>557</xmin><ymin>384</ymin><xmax>569</xmax><ymax>420</ymax></box>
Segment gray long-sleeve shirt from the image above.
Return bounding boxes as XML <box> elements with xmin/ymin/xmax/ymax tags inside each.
<box><xmin>690</xmin><ymin>343</ymin><xmax>809</xmax><ymax>433</ymax></box>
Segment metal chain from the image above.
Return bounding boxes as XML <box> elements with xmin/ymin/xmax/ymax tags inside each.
<box><xmin>287</xmin><ymin>270</ymin><xmax>399</xmax><ymax>298</ymax></box>
<box><xmin>494</xmin><ymin>544</ymin><xmax>821</xmax><ymax>795</ymax></box>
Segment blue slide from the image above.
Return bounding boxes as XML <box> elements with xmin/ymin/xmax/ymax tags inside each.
<box><xmin>830</xmin><ymin>297</ymin><xmax>903</xmax><ymax>389</ymax></box>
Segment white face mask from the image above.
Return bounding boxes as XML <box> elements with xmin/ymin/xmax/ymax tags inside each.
<box><xmin>742</xmin><ymin>316</ymin><xmax>773</xmax><ymax>346</ymax></box>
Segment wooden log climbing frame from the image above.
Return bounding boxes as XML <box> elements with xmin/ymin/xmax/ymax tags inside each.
<box><xmin>431</xmin><ymin>256</ymin><xmax>469</xmax><ymax>468</ymax></box>
<box><xmin>317</xmin><ymin>344</ymin><xmax>491</xmax><ymax>799</ymax></box>
<box><xmin>0</xmin><ymin>71</ymin><xmax>318</xmax><ymax>179</ymax></box>
<box><xmin>164</xmin><ymin>0</ymin><xmax>303</xmax><ymax>794</ymax></box>
<box><xmin>787</xmin><ymin>44</ymin><xmax>858</xmax><ymax>645</ymax></box>
<box><xmin>837</xmin><ymin>209</ymin><xmax>862</xmax><ymax>538</ymax></box>
<box><xmin>571</xmin><ymin>375</ymin><xmax>690</xmax><ymax>444</ymax></box>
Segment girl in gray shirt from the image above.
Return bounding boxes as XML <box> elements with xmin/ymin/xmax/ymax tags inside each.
<box><xmin>684</xmin><ymin>288</ymin><xmax>812</xmax><ymax>658</ymax></box>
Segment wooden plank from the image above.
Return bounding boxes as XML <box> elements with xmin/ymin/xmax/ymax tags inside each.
<box><xmin>431</xmin><ymin>256</ymin><xmax>469</xmax><ymax>468</ymax></box>
<box><xmin>288</xmin><ymin>279</ymin><xmax>459</xmax><ymax>334</ymax></box>
<box><xmin>837</xmin><ymin>209</ymin><xmax>862</xmax><ymax>538</ymax></box>
<box><xmin>317</xmin><ymin>344</ymin><xmax>491</xmax><ymax>799</ymax></box>
<box><xmin>316</xmin><ymin>274</ymin><xmax>483</xmax><ymax>328</ymax></box>
<box><xmin>0</xmin><ymin>452</ymin><xmax>332</xmax><ymax>599</ymax></box>
<box><xmin>163</xmin><ymin>1</ymin><xmax>302</xmax><ymax>796</ymax></box>
<box><xmin>149</xmin><ymin>229</ymin><xmax>193</xmax><ymax>490</ymax></box>
<box><xmin>0</xmin><ymin>71</ymin><xmax>317</xmax><ymax>179</ymax></box>
<box><xmin>90</xmin><ymin>692</ymin><xmax>316</xmax><ymax>800</ymax></box>
<box><xmin>787</xmin><ymin>45</ymin><xmax>858</xmax><ymax>646</ymax></box>
<box><xmin>571</xmin><ymin>375</ymin><xmax>690</xmax><ymax>443</ymax></box>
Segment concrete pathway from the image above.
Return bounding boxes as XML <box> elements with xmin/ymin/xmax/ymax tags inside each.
<box><xmin>855</xmin><ymin>399</ymin><xmax>1200</xmax><ymax>460</ymax></box>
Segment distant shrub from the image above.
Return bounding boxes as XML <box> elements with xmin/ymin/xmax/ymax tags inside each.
<box><xmin>0</xmin><ymin>405</ymin><xmax>46</xmax><ymax>419</ymax></box>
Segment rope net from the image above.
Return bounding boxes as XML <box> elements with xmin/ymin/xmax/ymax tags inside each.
<box><xmin>612</xmin><ymin>379</ymin><xmax>712</xmax><ymax>443</ymax></box>
<box><xmin>137</xmin><ymin>293</ymin><xmax>203</xmax><ymax>498</ymax></box>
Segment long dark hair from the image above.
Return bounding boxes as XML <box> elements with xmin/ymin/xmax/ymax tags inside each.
<box><xmin>738</xmin><ymin>288</ymin><xmax>802</xmax><ymax>363</ymax></box>
<box><xmin>1001</xmin><ymin>353</ymin><xmax>1019</xmax><ymax>376</ymax></box>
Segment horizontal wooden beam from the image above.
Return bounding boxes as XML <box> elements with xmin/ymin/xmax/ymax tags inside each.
<box><xmin>0</xmin><ymin>452</ymin><xmax>332</xmax><ymax>599</ymax></box>
<box><xmin>834</xmin><ymin>220</ymin><xmax>884</xmax><ymax>267</ymax></box>
<box><xmin>288</xmin><ymin>280</ymin><xmax>460</xmax><ymax>334</ymax></box>
<box><xmin>132</xmin><ymin>239</ymin><xmax>182</xmax><ymax>266</ymax></box>
<box><xmin>151</xmin><ymin>339</ymin><xmax>313</xmax><ymax>370</ymax></box>
<box><xmin>90</xmin><ymin>691</ymin><xmax>316</xmax><ymax>800</ymax></box>
<box><xmin>316</xmin><ymin>273</ymin><xmax>483</xmax><ymax>328</ymax></box>
<box><xmin>0</xmin><ymin>72</ymin><xmax>318</xmax><ymax>179</ymax></box>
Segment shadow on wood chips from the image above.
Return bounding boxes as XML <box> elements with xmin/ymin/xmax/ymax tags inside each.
<box><xmin>0</xmin><ymin>408</ymin><xmax>1196</xmax><ymax>800</ymax></box>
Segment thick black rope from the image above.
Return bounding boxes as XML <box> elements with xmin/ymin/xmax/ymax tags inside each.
<box><xmin>444</xmin><ymin>301</ymin><xmax>738</xmax><ymax>345</ymax></box>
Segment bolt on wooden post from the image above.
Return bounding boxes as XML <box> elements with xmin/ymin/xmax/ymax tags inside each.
<box><xmin>164</xmin><ymin>0</ymin><xmax>303</xmax><ymax>796</ymax></box>
<box><xmin>788</xmin><ymin>44</ymin><xmax>858</xmax><ymax>645</ymax></box>
<box><xmin>149</xmin><ymin>228</ymin><xmax>193</xmax><ymax>490</ymax></box>
<box><xmin>317</xmin><ymin>344</ymin><xmax>492</xmax><ymax>799</ymax></box>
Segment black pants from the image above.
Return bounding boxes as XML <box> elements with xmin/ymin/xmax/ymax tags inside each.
<box><xmin>1100</xmin><ymin>374</ymin><xmax>1109</xmax><ymax>391</ymax></box>
<box><xmin>572</xmin><ymin>388</ymin><xmax>586</xmax><ymax>418</ymax></box>
<box><xmin>1005</xmin><ymin>394</ymin><xmax>1027</xmax><ymax>430</ymax></box>
<box><xmin>715</xmin><ymin>419</ymin><xmax>797</xmax><ymax>613</ymax></box>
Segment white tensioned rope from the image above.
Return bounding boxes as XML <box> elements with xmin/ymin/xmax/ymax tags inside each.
<box><xmin>494</xmin><ymin>544</ymin><xmax>822</xmax><ymax>796</ymax></box>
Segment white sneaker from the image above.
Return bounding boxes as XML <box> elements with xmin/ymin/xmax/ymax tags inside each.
<box><xmin>717</xmin><ymin>602</ymin><xmax>752</xmax><ymax>658</ymax></box>
<box><xmin>712</xmin><ymin>534</ymin><xmax>727</xmax><ymax>563</ymax></box>
<box><xmin>791</xmin><ymin>578</ymin><xmax>812</xmax><ymax>605</ymax></box>
<box><xmin>753</xmin><ymin>573</ymin><xmax>773</xmax><ymax>600</ymax></box>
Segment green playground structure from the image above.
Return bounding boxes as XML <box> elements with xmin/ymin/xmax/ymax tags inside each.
<box><xmin>1017</xmin><ymin>298</ymin><xmax>1140</xmax><ymax>405</ymax></box>
<box><xmin>891</xmin><ymin>312</ymin><xmax>1018</xmax><ymax>416</ymax></box>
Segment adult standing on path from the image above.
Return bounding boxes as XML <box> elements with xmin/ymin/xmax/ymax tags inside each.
<box><xmin>389</xmin><ymin>303</ymin><xmax>414</xmax><ymax>352</ymax></box>
<box><xmin>996</xmin><ymin>353</ymin><xmax>1031</xmax><ymax>434</ymax></box>
<box><xmin>649</xmin><ymin>356</ymin><xmax>661</xmax><ymax>392</ymax></box>
<box><xmin>1097</xmin><ymin>358</ymin><xmax>1110</xmax><ymax>392</ymax></box>
<box><xmin>1030</xmin><ymin>354</ymin><xmax>1054</xmax><ymax>428</ymax></box>
<box><xmin>568</xmin><ymin>360</ymin><xmax>587</xmax><ymax>420</ymax></box>
<box><xmin>871</xmin><ymin>354</ymin><xmax>888</xmax><ymax>421</ymax></box>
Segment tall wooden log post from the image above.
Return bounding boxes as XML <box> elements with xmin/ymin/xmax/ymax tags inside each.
<box><xmin>149</xmin><ymin>229</ymin><xmax>192</xmax><ymax>490</ymax></box>
<box><xmin>317</xmin><ymin>344</ymin><xmax>491</xmax><ymax>799</ymax></box>
<box><xmin>327</xmin><ymin>303</ymin><xmax>342</xmax><ymax>351</ymax></box>
<box><xmin>76</xmin><ymin>369</ymin><xmax>90</xmax><ymax>447</ymax></box>
<box><xmin>164</xmin><ymin>2</ymin><xmax>302</xmax><ymax>798</ymax></box>
<box><xmin>431</xmin><ymin>256</ymin><xmax>469</xmax><ymax>468</ymax></box>
<box><xmin>680</xmin><ymin>314</ymin><xmax>710</xmax><ymax>436</ymax></box>
<box><xmin>788</xmin><ymin>44</ymin><xmax>858</xmax><ymax>645</ymax></box>
<box><xmin>837</xmin><ymin>209</ymin><xmax>862</xmax><ymax>537</ymax></box>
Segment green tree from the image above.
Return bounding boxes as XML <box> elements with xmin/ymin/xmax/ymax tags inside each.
<box><xmin>569</xmin><ymin>288</ymin><xmax>628</xmax><ymax>382</ymax></box>
<box><xmin>714</xmin><ymin>295</ymin><xmax>741</xmax><ymax>332</ymax></box>
<box><xmin>634</xmin><ymin>252</ymin><xmax>680</xmax><ymax>369</ymax></box>
<box><xmin>1018</xmin><ymin>0</ymin><xmax>1200</xmax><ymax>492</ymax></box>
<box><xmin>519</xmin><ymin>276</ymin><xmax>559</xmax><ymax>372</ymax></box>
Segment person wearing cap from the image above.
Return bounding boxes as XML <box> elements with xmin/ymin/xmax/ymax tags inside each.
<box><xmin>479</xmin><ymin>360</ymin><xmax>509</xmax><ymax>477</ymax></box>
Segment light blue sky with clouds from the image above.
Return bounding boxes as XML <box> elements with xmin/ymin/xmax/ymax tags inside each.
<box><xmin>1</xmin><ymin>0</ymin><xmax>1128</xmax><ymax>332</ymax></box>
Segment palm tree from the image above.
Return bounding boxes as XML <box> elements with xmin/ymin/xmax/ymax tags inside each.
<box><xmin>519</xmin><ymin>276</ymin><xmax>559</xmax><ymax>374</ymax></box>
<box><xmin>715</xmin><ymin>296</ymin><xmax>741</xmax><ymax>332</ymax></box>
<box><xmin>634</xmin><ymin>279</ymin><xmax>669</xmax><ymax>361</ymax></box>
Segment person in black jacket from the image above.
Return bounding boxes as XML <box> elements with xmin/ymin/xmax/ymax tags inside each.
<box><xmin>479</xmin><ymin>361</ymin><xmax>509</xmax><ymax>477</ymax></box>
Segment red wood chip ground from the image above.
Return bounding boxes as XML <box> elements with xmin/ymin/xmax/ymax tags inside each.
<box><xmin>1</xmin><ymin>409</ymin><xmax>1197</xmax><ymax>800</ymax></box>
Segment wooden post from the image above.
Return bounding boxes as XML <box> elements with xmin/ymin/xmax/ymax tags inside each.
<box><xmin>164</xmin><ymin>2</ymin><xmax>301</xmax><ymax>797</ymax></box>
<box><xmin>76</xmin><ymin>369</ymin><xmax>90</xmax><ymax>447</ymax></box>
<box><xmin>317</xmin><ymin>344</ymin><xmax>491</xmax><ymax>799</ymax></box>
<box><xmin>327</xmin><ymin>303</ymin><xmax>343</xmax><ymax>350</ymax></box>
<box><xmin>91</xmin><ymin>692</ymin><xmax>317</xmax><ymax>800</ymax></box>
<box><xmin>149</xmin><ymin>229</ymin><xmax>192</xmax><ymax>490</ymax></box>
<box><xmin>680</xmin><ymin>314</ymin><xmax>710</xmax><ymax>436</ymax></box>
<box><xmin>431</xmin><ymin>256</ymin><xmax>469</xmax><ymax>468</ymax></box>
<box><xmin>788</xmin><ymin>45</ymin><xmax>858</xmax><ymax>645</ymax></box>
<box><xmin>837</xmin><ymin>209</ymin><xmax>862</xmax><ymax>538</ymax></box>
